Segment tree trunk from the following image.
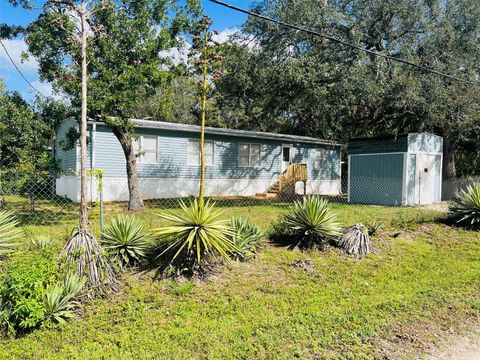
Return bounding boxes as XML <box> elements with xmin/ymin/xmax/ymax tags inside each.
<box><xmin>198</xmin><ymin>33</ymin><xmax>208</xmax><ymax>210</ymax></box>
<box><xmin>442</xmin><ymin>132</ymin><xmax>456</xmax><ymax>180</ymax></box>
<box><xmin>113</xmin><ymin>130</ymin><xmax>144</xmax><ymax>212</ymax></box>
<box><xmin>79</xmin><ymin>2</ymin><xmax>88</xmax><ymax>231</ymax></box>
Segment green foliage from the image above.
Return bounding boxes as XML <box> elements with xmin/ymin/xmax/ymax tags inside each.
<box><xmin>278</xmin><ymin>197</ymin><xmax>341</xmax><ymax>250</ymax></box>
<box><xmin>0</xmin><ymin>248</ymin><xmax>61</xmax><ymax>333</ymax></box>
<box><xmin>450</xmin><ymin>183</ymin><xmax>480</xmax><ymax>228</ymax></box>
<box><xmin>227</xmin><ymin>217</ymin><xmax>263</xmax><ymax>261</ymax></box>
<box><xmin>214</xmin><ymin>0</ymin><xmax>480</xmax><ymax>175</ymax></box>
<box><xmin>29</xmin><ymin>235</ymin><xmax>53</xmax><ymax>251</ymax></box>
<box><xmin>153</xmin><ymin>199</ymin><xmax>235</xmax><ymax>268</ymax></box>
<box><xmin>44</xmin><ymin>275</ymin><xmax>85</xmax><ymax>325</ymax></box>
<box><xmin>366</xmin><ymin>221</ymin><xmax>383</xmax><ymax>236</ymax></box>
<box><xmin>1</xmin><ymin>206</ymin><xmax>480</xmax><ymax>358</ymax></box>
<box><xmin>0</xmin><ymin>210</ymin><xmax>21</xmax><ymax>255</ymax></box>
<box><xmin>101</xmin><ymin>215</ymin><xmax>150</xmax><ymax>267</ymax></box>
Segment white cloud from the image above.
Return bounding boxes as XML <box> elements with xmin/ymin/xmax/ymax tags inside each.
<box><xmin>212</xmin><ymin>28</ymin><xmax>239</xmax><ymax>44</ymax></box>
<box><xmin>159</xmin><ymin>38</ymin><xmax>191</xmax><ymax>66</ymax></box>
<box><xmin>0</xmin><ymin>39</ymin><xmax>38</xmax><ymax>73</ymax></box>
<box><xmin>31</xmin><ymin>80</ymin><xmax>70</xmax><ymax>102</ymax></box>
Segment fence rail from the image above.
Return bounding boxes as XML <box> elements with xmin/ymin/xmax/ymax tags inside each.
<box><xmin>1</xmin><ymin>173</ymin><xmax>478</xmax><ymax>227</ymax></box>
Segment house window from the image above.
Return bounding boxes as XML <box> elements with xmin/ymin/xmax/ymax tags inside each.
<box><xmin>187</xmin><ymin>139</ymin><xmax>214</xmax><ymax>166</ymax></box>
<box><xmin>133</xmin><ymin>135</ymin><xmax>158</xmax><ymax>164</ymax></box>
<box><xmin>239</xmin><ymin>143</ymin><xmax>261</xmax><ymax>167</ymax></box>
<box><xmin>314</xmin><ymin>148</ymin><xmax>325</xmax><ymax>169</ymax></box>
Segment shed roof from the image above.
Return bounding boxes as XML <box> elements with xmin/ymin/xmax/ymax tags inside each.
<box><xmin>90</xmin><ymin>119</ymin><xmax>343</xmax><ymax>147</ymax></box>
<box><xmin>348</xmin><ymin>132</ymin><xmax>443</xmax><ymax>155</ymax></box>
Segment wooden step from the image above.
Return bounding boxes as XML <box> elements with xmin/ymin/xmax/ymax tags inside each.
<box><xmin>255</xmin><ymin>192</ymin><xmax>278</xmax><ymax>198</ymax></box>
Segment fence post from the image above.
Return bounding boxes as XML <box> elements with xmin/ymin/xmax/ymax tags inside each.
<box><xmin>99</xmin><ymin>174</ymin><xmax>104</xmax><ymax>237</ymax></box>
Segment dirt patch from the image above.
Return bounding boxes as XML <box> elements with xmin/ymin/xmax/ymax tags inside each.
<box><xmin>416</xmin><ymin>202</ymin><xmax>451</xmax><ymax>213</ymax></box>
<box><xmin>374</xmin><ymin>313</ymin><xmax>480</xmax><ymax>360</ymax></box>
<box><xmin>427</xmin><ymin>327</ymin><xmax>480</xmax><ymax>360</ymax></box>
<box><xmin>290</xmin><ymin>259</ymin><xmax>316</xmax><ymax>273</ymax></box>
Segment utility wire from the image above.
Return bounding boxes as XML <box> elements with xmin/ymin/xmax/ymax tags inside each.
<box><xmin>0</xmin><ymin>39</ymin><xmax>47</xmax><ymax>97</ymax></box>
<box><xmin>208</xmin><ymin>0</ymin><xmax>476</xmax><ymax>85</ymax></box>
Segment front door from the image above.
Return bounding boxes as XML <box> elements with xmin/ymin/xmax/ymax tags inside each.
<box><xmin>282</xmin><ymin>145</ymin><xmax>292</xmax><ymax>172</ymax></box>
<box><xmin>417</xmin><ymin>154</ymin><xmax>436</xmax><ymax>205</ymax></box>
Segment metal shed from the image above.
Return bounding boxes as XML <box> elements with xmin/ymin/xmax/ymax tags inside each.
<box><xmin>348</xmin><ymin>133</ymin><xmax>443</xmax><ymax>206</ymax></box>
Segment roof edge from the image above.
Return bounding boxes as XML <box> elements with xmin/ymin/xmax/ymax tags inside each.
<box><xmin>88</xmin><ymin>118</ymin><xmax>345</xmax><ymax>147</ymax></box>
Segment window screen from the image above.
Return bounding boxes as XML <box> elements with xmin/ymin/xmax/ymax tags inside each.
<box><xmin>188</xmin><ymin>140</ymin><xmax>214</xmax><ymax>166</ymax></box>
<box><xmin>314</xmin><ymin>148</ymin><xmax>325</xmax><ymax>169</ymax></box>
<box><xmin>239</xmin><ymin>143</ymin><xmax>261</xmax><ymax>167</ymax></box>
<box><xmin>133</xmin><ymin>135</ymin><xmax>158</xmax><ymax>164</ymax></box>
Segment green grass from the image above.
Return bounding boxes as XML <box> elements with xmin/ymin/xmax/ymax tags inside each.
<box><xmin>1</xmin><ymin>203</ymin><xmax>479</xmax><ymax>359</ymax></box>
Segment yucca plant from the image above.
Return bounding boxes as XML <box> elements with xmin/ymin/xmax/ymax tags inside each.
<box><xmin>337</xmin><ymin>224</ymin><xmax>371</xmax><ymax>258</ymax></box>
<box><xmin>0</xmin><ymin>210</ymin><xmax>21</xmax><ymax>255</ymax></box>
<box><xmin>30</xmin><ymin>235</ymin><xmax>53</xmax><ymax>250</ymax></box>
<box><xmin>450</xmin><ymin>182</ymin><xmax>480</xmax><ymax>228</ymax></box>
<box><xmin>282</xmin><ymin>196</ymin><xmax>342</xmax><ymax>250</ymax></box>
<box><xmin>101</xmin><ymin>215</ymin><xmax>150</xmax><ymax>267</ymax></box>
<box><xmin>228</xmin><ymin>217</ymin><xmax>263</xmax><ymax>261</ymax></box>
<box><xmin>152</xmin><ymin>199</ymin><xmax>235</xmax><ymax>270</ymax></box>
<box><xmin>44</xmin><ymin>275</ymin><xmax>86</xmax><ymax>324</ymax></box>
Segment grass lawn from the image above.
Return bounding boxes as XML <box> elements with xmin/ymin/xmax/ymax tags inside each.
<box><xmin>1</xmin><ymin>203</ymin><xmax>479</xmax><ymax>359</ymax></box>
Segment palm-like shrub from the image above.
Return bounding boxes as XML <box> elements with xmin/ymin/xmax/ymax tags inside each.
<box><xmin>450</xmin><ymin>183</ymin><xmax>480</xmax><ymax>228</ymax></box>
<box><xmin>228</xmin><ymin>217</ymin><xmax>263</xmax><ymax>261</ymax></box>
<box><xmin>44</xmin><ymin>275</ymin><xmax>86</xmax><ymax>324</ymax></box>
<box><xmin>30</xmin><ymin>235</ymin><xmax>53</xmax><ymax>250</ymax></box>
<box><xmin>281</xmin><ymin>196</ymin><xmax>341</xmax><ymax>250</ymax></box>
<box><xmin>152</xmin><ymin>199</ymin><xmax>235</xmax><ymax>270</ymax></box>
<box><xmin>0</xmin><ymin>210</ymin><xmax>21</xmax><ymax>255</ymax></box>
<box><xmin>101</xmin><ymin>215</ymin><xmax>150</xmax><ymax>267</ymax></box>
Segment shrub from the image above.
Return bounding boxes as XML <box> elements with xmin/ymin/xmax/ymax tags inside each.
<box><xmin>152</xmin><ymin>199</ymin><xmax>235</xmax><ymax>272</ymax></box>
<box><xmin>450</xmin><ymin>183</ymin><xmax>480</xmax><ymax>228</ymax></box>
<box><xmin>101</xmin><ymin>215</ymin><xmax>150</xmax><ymax>267</ymax></box>
<box><xmin>228</xmin><ymin>217</ymin><xmax>263</xmax><ymax>261</ymax></box>
<box><xmin>0</xmin><ymin>248</ymin><xmax>61</xmax><ymax>333</ymax></box>
<box><xmin>366</xmin><ymin>221</ymin><xmax>383</xmax><ymax>236</ymax></box>
<box><xmin>276</xmin><ymin>196</ymin><xmax>341</xmax><ymax>250</ymax></box>
<box><xmin>30</xmin><ymin>235</ymin><xmax>53</xmax><ymax>251</ymax></box>
<box><xmin>337</xmin><ymin>224</ymin><xmax>371</xmax><ymax>258</ymax></box>
<box><xmin>44</xmin><ymin>275</ymin><xmax>85</xmax><ymax>325</ymax></box>
<box><xmin>0</xmin><ymin>211</ymin><xmax>21</xmax><ymax>256</ymax></box>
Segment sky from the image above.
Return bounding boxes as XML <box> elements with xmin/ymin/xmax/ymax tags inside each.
<box><xmin>0</xmin><ymin>0</ymin><xmax>254</xmax><ymax>103</ymax></box>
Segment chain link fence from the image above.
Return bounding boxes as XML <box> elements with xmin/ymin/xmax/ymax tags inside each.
<box><xmin>2</xmin><ymin>171</ymin><xmax>478</xmax><ymax>227</ymax></box>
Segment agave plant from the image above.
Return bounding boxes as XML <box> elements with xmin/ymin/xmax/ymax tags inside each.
<box><xmin>44</xmin><ymin>275</ymin><xmax>86</xmax><ymax>324</ymax></box>
<box><xmin>0</xmin><ymin>210</ymin><xmax>21</xmax><ymax>255</ymax></box>
<box><xmin>450</xmin><ymin>182</ymin><xmax>480</xmax><ymax>228</ymax></box>
<box><xmin>152</xmin><ymin>199</ymin><xmax>235</xmax><ymax>268</ymax></box>
<box><xmin>101</xmin><ymin>215</ymin><xmax>150</xmax><ymax>267</ymax></box>
<box><xmin>282</xmin><ymin>196</ymin><xmax>341</xmax><ymax>250</ymax></box>
<box><xmin>30</xmin><ymin>235</ymin><xmax>53</xmax><ymax>250</ymax></box>
<box><xmin>337</xmin><ymin>224</ymin><xmax>371</xmax><ymax>258</ymax></box>
<box><xmin>228</xmin><ymin>217</ymin><xmax>263</xmax><ymax>261</ymax></box>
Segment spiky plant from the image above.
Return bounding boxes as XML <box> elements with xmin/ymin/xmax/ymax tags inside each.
<box><xmin>337</xmin><ymin>224</ymin><xmax>371</xmax><ymax>258</ymax></box>
<box><xmin>101</xmin><ymin>215</ymin><xmax>150</xmax><ymax>267</ymax></box>
<box><xmin>450</xmin><ymin>183</ymin><xmax>480</xmax><ymax>228</ymax></box>
<box><xmin>44</xmin><ymin>275</ymin><xmax>86</xmax><ymax>324</ymax></box>
<box><xmin>62</xmin><ymin>232</ymin><xmax>118</xmax><ymax>295</ymax></box>
<box><xmin>30</xmin><ymin>235</ymin><xmax>53</xmax><ymax>250</ymax></box>
<box><xmin>152</xmin><ymin>199</ymin><xmax>235</xmax><ymax>270</ymax></box>
<box><xmin>0</xmin><ymin>210</ymin><xmax>21</xmax><ymax>255</ymax></box>
<box><xmin>282</xmin><ymin>196</ymin><xmax>341</xmax><ymax>250</ymax></box>
<box><xmin>228</xmin><ymin>217</ymin><xmax>263</xmax><ymax>261</ymax></box>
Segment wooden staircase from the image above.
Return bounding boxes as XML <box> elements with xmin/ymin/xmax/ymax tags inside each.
<box><xmin>256</xmin><ymin>163</ymin><xmax>307</xmax><ymax>198</ymax></box>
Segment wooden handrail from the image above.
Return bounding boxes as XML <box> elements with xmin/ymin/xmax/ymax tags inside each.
<box><xmin>278</xmin><ymin>163</ymin><xmax>307</xmax><ymax>192</ymax></box>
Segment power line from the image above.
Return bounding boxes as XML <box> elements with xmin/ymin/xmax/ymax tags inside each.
<box><xmin>0</xmin><ymin>39</ymin><xmax>47</xmax><ymax>97</ymax></box>
<box><xmin>208</xmin><ymin>0</ymin><xmax>476</xmax><ymax>85</ymax></box>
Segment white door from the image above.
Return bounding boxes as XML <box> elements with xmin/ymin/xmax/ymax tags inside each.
<box><xmin>416</xmin><ymin>154</ymin><xmax>436</xmax><ymax>205</ymax></box>
<box><xmin>282</xmin><ymin>145</ymin><xmax>292</xmax><ymax>172</ymax></box>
